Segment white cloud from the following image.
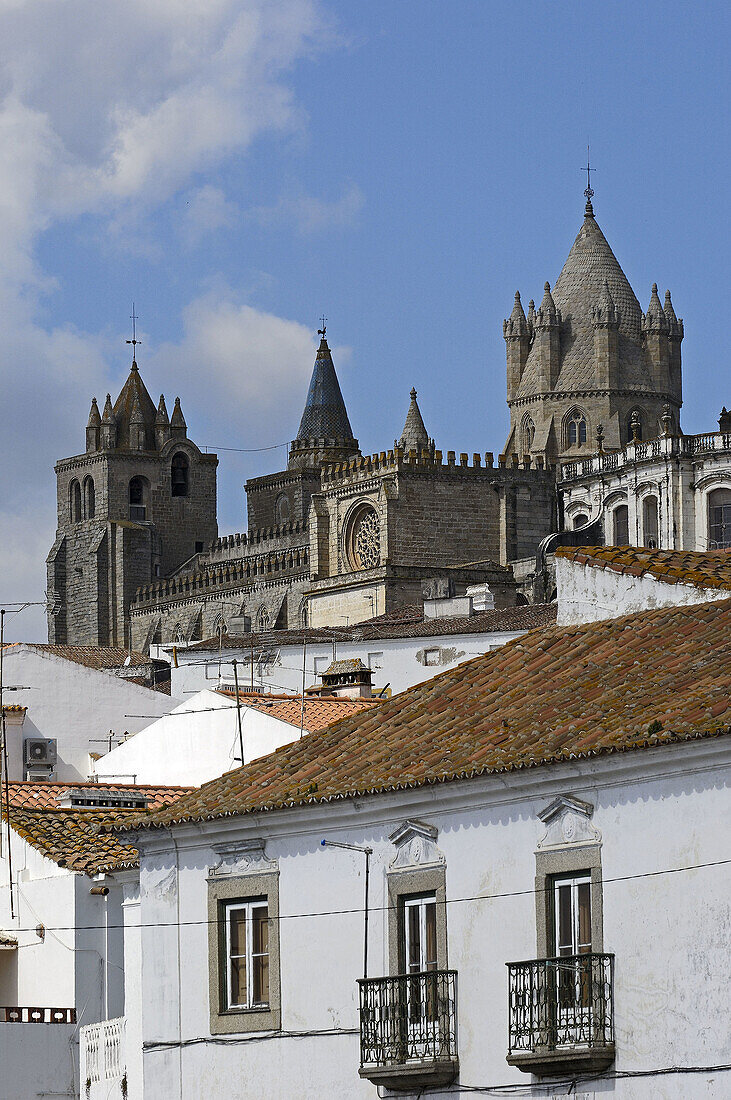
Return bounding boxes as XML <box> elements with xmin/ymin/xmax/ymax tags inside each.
<box><xmin>0</xmin><ymin>0</ymin><xmax>344</xmax><ymax>641</ymax></box>
<box><xmin>180</xmin><ymin>185</ymin><xmax>239</xmax><ymax>247</ymax></box>
<box><xmin>250</xmin><ymin>181</ymin><xmax>364</xmax><ymax>234</ymax></box>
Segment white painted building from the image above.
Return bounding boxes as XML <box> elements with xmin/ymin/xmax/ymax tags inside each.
<box><xmin>94</xmin><ymin>689</ymin><xmax>378</xmax><ymax>787</ymax></box>
<box><xmin>555</xmin><ymin>545</ymin><xmax>731</xmax><ymax>624</ymax></box>
<box><xmin>100</xmin><ymin>595</ymin><xmax>731</xmax><ymax>1099</ymax></box>
<box><xmin>0</xmin><ymin>782</ymin><xmax>188</xmax><ymax>1100</ymax></box>
<box><xmin>0</xmin><ymin>644</ymin><xmax>177</xmax><ymax>783</ymax></box>
<box><xmin>559</xmin><ymin>423</ymin><xmax>731</xmax><ymax>550</ymax></box>
<box><xmin>156</xmin><ymin>603</ymin><xmax>556</xmax><ymax>700</ymax></box>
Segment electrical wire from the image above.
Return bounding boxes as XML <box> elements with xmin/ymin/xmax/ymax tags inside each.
<box><xmin>2</xmin><ymin>856</ymin><xmax>729</xmax><ymax>936</ymax></box>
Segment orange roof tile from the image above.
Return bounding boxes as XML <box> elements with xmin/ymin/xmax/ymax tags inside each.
<box><xmin>216</xmin><ymin>689</ymin><xmax>379</xmax><ymax>732</ymax></box>
<box><xmin>108</xmin><ymin>599</ymin><xmax>731</xmax><ymax>836</ymax></box>
<box><xmin>4</xmin><ymin>783</ymin><xmax>193</xmax><ymax>875</ymax></box>
<box><xmin>6</xmin><ymin>781</ymin><xmax>193</xmax><ymax>812</ymax></box>
<box><xmin>555</xmin><ymin>546</ymin><xmax>731</xmax><ymax>591</ymax></box>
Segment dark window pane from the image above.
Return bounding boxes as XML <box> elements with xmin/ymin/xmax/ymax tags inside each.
<box><xmin>407</xmin><ymin>904</ymin><xmax>421</xmax><ymax>972</ymax></box>
<box><xmin>578</xmin><ymin>883</ymin><xmax>591</xmax><ymax>950</ymax></box>
<box><xmin>425</xmin><ymin>902</ymin><xmax>437</xmax><ymax>970</ymax></box>
<box><xmin>229</xmin><ymin>957</ymin><xmax>246</xmax><ymax>1006</ymax></box>
<box><xmin>578</xmin><ymin>419</ymin><xmax>587</xmax><ymax>444</ymax></box>
<box><xmin>253</xmin><ymin>955</ymin><xmax>269</xmax><ymax>1005</ymax></box>
<box><xmin>229</xmin><ymin>909</ymin><xmax>246</xmax><ymax>957</ymax></box>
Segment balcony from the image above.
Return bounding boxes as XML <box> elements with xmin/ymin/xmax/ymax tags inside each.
<box><xmin>358</xmin><ymin>971</ymin><xmax>458</xmax><ymax>1091</ymax></box>
<box><xmin>80</xmin><ymin>1017</ymin><xmax>127</xmax><ymax>1100</ymax></box>
<box><xmin>507</xmin><ymin>953</ymin><xmax>615</xmax><ymax>1076</ymax></box>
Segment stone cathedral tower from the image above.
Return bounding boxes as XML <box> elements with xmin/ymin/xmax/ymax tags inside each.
<box><xmin>47</xmin><ymin>358</ymin><xmax>218</xmax><ymax>648</ymax></box>
<box><xmin>503</xmin><ymin>196</ymin><xmax>683</xmax><ymax>462</ymax></box>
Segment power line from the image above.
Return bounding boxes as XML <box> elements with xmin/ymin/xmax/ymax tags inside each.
<box><xmin>3</xmin><ymin>856</ymin><xmax>729</xmax><ymax>936</ymax></box>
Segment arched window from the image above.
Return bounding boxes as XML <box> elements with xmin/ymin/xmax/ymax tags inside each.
<box><xmin>83</xmin><ymin>477</ymin><xmax>95</xmax><ymax>520</ymax></box>
<box><xmin>628</xmin><ymin>410</ymin><xmax>643</xmax><ymax>442</ymax></box>
<box><xmin>708</xmin><ymin>488</ymin><xmax>731</xmax><ymax>548</ymax></box>
<box><xmin>213</xmin><ymin>614</ymin><xmax>228</xmax><ymax>641</ymax></box>
<box><xmin>613</xmin><ymin>504</ymin><xmax>629</xmax><ymax>545</ymax></box>
<box><xmin>129</xmin><ymin>476</ymin><xmax>147</xmax><ymax>521</ymax></box>
<box><xmin>345</xmin><ymin>502</ymin><xmax>381</xmax><ymax>571</ymax></box>
<box><xmin>256</xmin><ymin>606</ymin><xmax>270</xmax><ymax>632</ymax></box>
<box><xmin>643</xmin><ymin>495</ymin><xmax>659</xmax><ymax>548</ymax></box>
<box><xmin>566</xmin><ymin>409</ymin><xmax>587</xmax><ymax>448</ymax></box>
<box><xmin>521</xmin><ymin>415</ymin><xmax>535</xmax><ymax>455</ymax></box>
<box><xmin>274</xmin><ymin>493</ymin><xmax>290</xmax><ymax>524</ymax></box>
<box><xmin>173</xmin><ymin>623</ymin><xmax>185</xmax><ymax>644</ymax></box>
<box><xmin>70</xmin><ymin>480</ymin><xmax>82</xmax><ymax>523</ymax></box>
<box><xmin>572</xmin><ymin>512</ymin><xmax>589</xmax><ymax>530</ymax></box>
<box><xmin>171</xmin><ymin>453</ymin><xmax>189</xmax><ymax>497</ymax></box>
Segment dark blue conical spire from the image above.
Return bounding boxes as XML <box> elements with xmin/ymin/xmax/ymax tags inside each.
<box><xmin>296</xmin><ymin>334</ymin><xmax>355</xmax><ymax>441</ymax></box>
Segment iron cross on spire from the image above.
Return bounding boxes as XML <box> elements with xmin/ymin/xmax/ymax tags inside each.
<box><xmin>317</xmin><ymin>315</ymin><xmax>327</xmax><ymax>338</ymax></box>
<box><xmin>126</xmin><ymin>303</ymin><xmax>142</xmax><ymax>361</ymax></box>
<box><xmin>583</xmin><ymin>144</ymin><xmax>595</xmax><ymax>203</ymax></box>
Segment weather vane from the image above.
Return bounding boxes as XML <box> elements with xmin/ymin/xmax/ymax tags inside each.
<box><xmin>126</xmin><ymin>303</ymin><xmax>141</xmax><ymax>358</ymax></box>
<box><xmin>584</xmin><ymin>144</ymin><xmax>595</xmax><ymax>203</ymax></box>
<box><xmin>317</xmin><ymin>315</ymin><xmax>327</xmax><ymax>338</ymax></box>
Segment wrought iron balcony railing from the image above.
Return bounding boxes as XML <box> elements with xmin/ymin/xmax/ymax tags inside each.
<box><xmin>507</xmin><ymin>953</ymin><xmax>615</xmax><ymax>1075</ymax></box>
<box><xmin>358</xmin><ymin>970</ymin><xmax>459</xmax><ymax>1089</ymax></box>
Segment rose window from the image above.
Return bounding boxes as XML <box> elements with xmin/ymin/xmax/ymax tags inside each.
<box><xmin>346</xmin><ymin>504</ymin><xmax>381</xmax><ymax>571</ymax></box>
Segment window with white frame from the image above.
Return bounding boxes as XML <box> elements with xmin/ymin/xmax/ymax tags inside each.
<box><xmin>367</xmin><ymin>651</ymin><xmax>383</xmax><ymax>670</ymax></box>
<box><xmin>208</xmin><ymin>869</ymin><xmax>280</xmax><ymax>1034</ymax></box>
<box><xmin>224</xmin><ymin>898</ymin><xmax>270</xmax><ymax>1010</ymax></box>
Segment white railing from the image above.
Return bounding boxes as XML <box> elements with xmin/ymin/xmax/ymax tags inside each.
<box><xmin>560</xmin><ymin>432</ymin><xmax>731</xmax><ymax>482</ymax></box>
<box><xmin>81</xmin><ymin>1016</ymin><xmax>126</xmax><ymax>1084</ymax></box>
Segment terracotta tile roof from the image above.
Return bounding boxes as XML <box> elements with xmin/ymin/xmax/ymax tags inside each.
<box><xmin>111</xmin><ymin>599</ymin><xmax>731</xmax><ymax>835</ymax></box>
<box><xmin>555</xmin><ymin>546</ymin><xmax>731</xmax><ymax>592</ymax></box>
<box><xmin>216</xmin><ymin>689</ymin><xmax>379</xmax><ymax>732</ymax></box>
<box><xmin>187</xmin><ymin>604</ymin><xmax>556</xmax><ymax>651</ymax></box>
<box><xmin>6</xmin><ymin>781</ymin><xmax>193</xmax><ymax>812</ymax></box>
<box><xmin>4</xmin><ymin>784</ymin><xmax>193</xmax><ymax>876</ymax></box>
<box><xmin>20</xmin><ymin>644</ymin><xmax>154</xmax><ymax>671</ymax></box>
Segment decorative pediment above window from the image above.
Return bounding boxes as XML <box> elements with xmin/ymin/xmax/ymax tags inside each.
<box><xmin>388</xmin><ymin>819</ymin><xmax>445</xmax><ymax>871</ymax></box>
<box><xmin>537</xmin><ymin>796</ymin><xmax>601</xmax><ymax>850</ymax></box>
<box><xmin>207</xmin><ymin>838</ymin><xmax>277</xmax><ymax>879</ymax></box>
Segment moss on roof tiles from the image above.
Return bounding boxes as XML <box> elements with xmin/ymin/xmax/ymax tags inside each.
<box><xmin>555</xmin><ymin>546</ymin><xmax>731</xmax><ymax>591</ymax></box>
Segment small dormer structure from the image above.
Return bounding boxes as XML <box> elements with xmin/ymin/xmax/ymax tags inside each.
<box><xmin>320</xmin><ymin>658</ymin><xmax>373</xmax><ymax>699</ymax></box>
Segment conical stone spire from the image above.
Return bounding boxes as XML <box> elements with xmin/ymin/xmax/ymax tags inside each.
<box><xmin>503</xmin><ymin>291</ymin><xmax>529</xmax><ymax>337</ymax></box>
<box><xmin>398</xmin><ymin>388</ymin><xmax>433</xmax><ymax>453</ymax></box>
<box><xmin>289</xmin><ymin>331</ymin><xmax>359</xmax><ymax>469</ymax></box>
<box><xmin>535</xmin><ymin>282</ymin><xmax>558</xmax><ymax>327</ymax></box>
<box><xmin>87</xmin><ymin>397</ymin><xmax>101</xmax><ymax>427</ymax></box>
<box><xmin>643</xmin><ymin>283</ymin><xmax>667</xmax><ymax>332</ymax></box>
<box><xmin>102</xmin><ymin>394</ymin><xmax>115</xmax><ymax>423</ymax></box>
<box><xmin>156</xmin><ymin>394</ymin><xmax>170</xmax><ymax>426</ymax></box>
<box><xmin>170</xmin><ymin>396</ymin><xmax>187</xmax><ymax>439</ymax></box>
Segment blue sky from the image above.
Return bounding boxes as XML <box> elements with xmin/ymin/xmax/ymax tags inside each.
<box><xmin>1</xmin><ymin>0</ymin><xmax>728</xmax><ymax>641</ymax></box>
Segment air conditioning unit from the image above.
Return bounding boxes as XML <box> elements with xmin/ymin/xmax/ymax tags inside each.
<box><xmin>24</xmin><ymin>738</ymin><xmax>57</xmax><ymax>766</ymax></box>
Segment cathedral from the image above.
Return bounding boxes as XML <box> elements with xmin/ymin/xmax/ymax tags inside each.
<box><xmin>48</xmin><ymin>195</ymin><xmax>728</xmax><ymax>651</ymax></box>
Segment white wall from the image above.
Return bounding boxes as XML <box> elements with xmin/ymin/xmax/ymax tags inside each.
<box><xmin>556</xmin><ymin>556</ymin><xmax>729</xmax><ymax>625</ymax></box>
<box><xmin>163</xmin><ymin>629</ymin><xmax>527</xmax><ymax>701</ymax></box>
<box><xmin>94</xmin><ymin>689</ymin><xmax>310</xmax><ymax>787</ymax></box>
<box><xmin>129</xmin><ymin>738</ymin><xmax>731</xmax><ymax>1099</ymax></box>
<box><xmin>0</xmin><ymin>1022</ymin><xmax>78</xmax><ymax>1100</ymax></box>
<box><xmin>2</xmin><ymin>646</ymin><xmax>178</xmax><ymax>782</ymax></box>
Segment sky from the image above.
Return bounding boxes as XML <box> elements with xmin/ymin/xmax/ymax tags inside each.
<box><xmin>0</xmin><ymin>0</ymin><xmax>728</xmax><ymax>642</ymax></box>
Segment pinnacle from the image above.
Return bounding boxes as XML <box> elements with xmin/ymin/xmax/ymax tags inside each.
<box><xmin>171</xmin><ymin>396</ymin><xmax>186</xmax><ymax>428</ymax></box>
<box><xmin>87</xmin><ymin>397</ymin><xmax>101</xmax><ymax>427</ymax></box>
<box><xmin>399</xmin><ymin>387</ymin><xmax>431</xmax><ymax>453</ymax></box>
<box><xmin>102</xmin><ymin>395</ymin><xmax>115</xmax><ymax>423</ymax></box>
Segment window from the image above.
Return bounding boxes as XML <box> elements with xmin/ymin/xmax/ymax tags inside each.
<box><xmin>208</xmin><ymin>869</ymin><xmax>280</xmax><ymax>1034</ymax></box>
<box><xmin>129</xmin><ymin>477</ymin><xmax>146</xmax><ymax>521</ymax></box>
<box><xmin>708</xmin><ymin>488</ymin><xmax>731</xmax><ymax>549</ymax></box>
<box><xmin>566</xmin><ymin>410</ymin><xmax>587</xmax><ymax>448</ymax></box>
<box><xmin>367</xmin><ymin>651</ymin><xmax>383</xmax><ymax>670</ymax></box>
<box><xmin>642</xmin><ymin>495</ymin><xmax>659</xmax><ymax>548</ymax></box>
<box><xmin>403</xmin><ymin>894</ymin><xmax>438</xmax><ymax>975</ymax></box>
<box><xmin>83</xmin><ymin>477</ymin><xmax>95</xmax><ymax>520</ymax></box>
<box><xmin>423</xmin><ymin>648</ymin><xmax>441</xmax><ymax>666</ymax></box>
<box><xmin>553</xmin><ymin>874</ymin><xmax>592</xmax><ymax>958</ymax></box>
<box><xmin>70</xmin><ymin>480</ymin><xmax>82</xmax><ymax>523</ymax></box>
<box><xmin>274</xmin><ymin>493</ymin><xmax>290</xmax><ymax>524</ymax></box>
<box><xmin>195</xmin><ymin>540</ymin><xmax>204</xmax><ymax>554</ymax></box>
<box><xmin>345</xmin><ymin>502</ymin><xmax>381</xmax><ymax>571</ymax></box>
<box><xmin>171</xmin><ymin>453</ymin><xmax>189</xmax><ymax>497</ymax></box>
<box><xmin>256</xmin><ymin>606</ymin><xmax>270</xmax><ymax>632</ymax></box>
<box><xmin>613</xmin><ymin>504</ymin><xmax>629</xmax><ymax>545</ymax></box>
<box><xmin>521</xmin><ymin>415</ymin><xmax>535</xmax><ymax>455</ymax></box>
<box><xmin>572</xmin><ymin>513</ymin><xmax>588</xmax><ymax>530</ymax></box>
<box><xmin>224</xmin><ymin>899</ymin><xmax>269</xmax><ymax>1011</ymax></box>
